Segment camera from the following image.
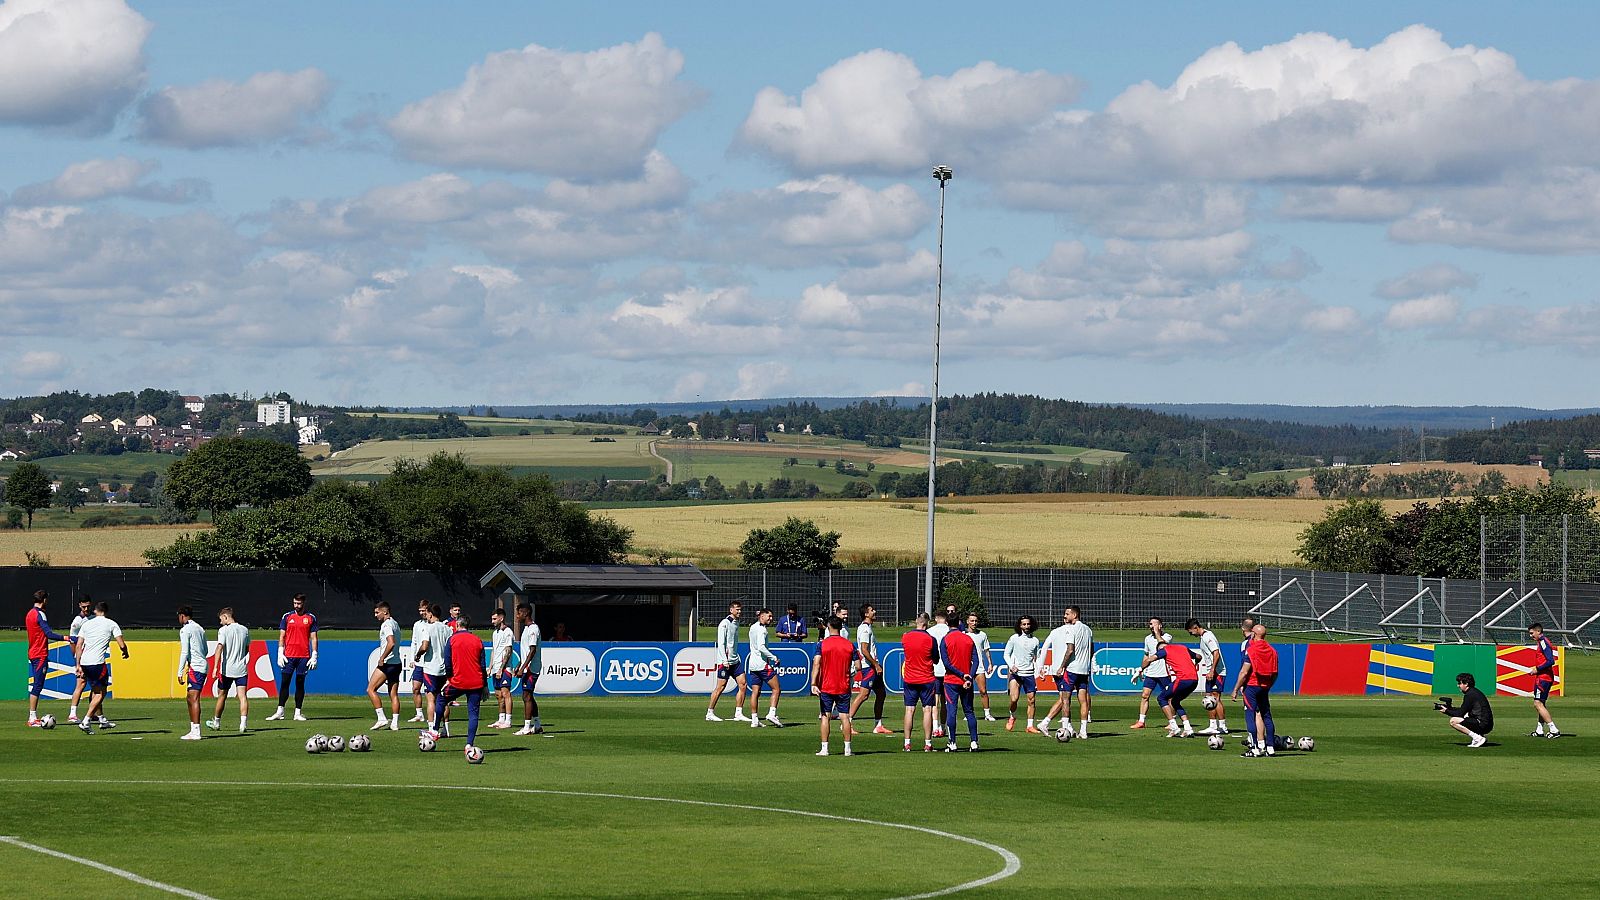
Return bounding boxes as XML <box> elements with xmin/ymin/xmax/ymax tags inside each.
<box><xmin>1433</xmin><ymin>696</ymin><xmax>1453</xmax><ymax>712</ymax></box>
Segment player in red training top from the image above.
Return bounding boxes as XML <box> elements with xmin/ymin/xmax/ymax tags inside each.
<box><xmin>940</xmin><ymin>626</ymin><xmax>981</xmax><ymax>752</ymax></box>
<box><xmin>1142</xmin><ymin>641</ymin><xmax>1199</xmax><ymax>738</ymax></box>
<box><xmin>267</xmin><ymin>593</ymin><xmax>319</xmax><ymax>722</ymax></box>
<box><xmin>1527</xmin><ymin>623</ymin><xmax>1561</xmax><ymax>738</ymax></box>
<box><xmin>899</xmin><ymin>612</ymin><xmax>939</xmax><ymax>751</ymax></box>
<box><xmin>811</xmin><ymin>616</ymin><xmax>859</xmax><ymax>757</ymax></box>
<box><xmin>24</xmin><ymin>590</ymin><xmax>68</xmax><ymax>726</ymax></box>
<box><xmin>431</xmin><ymin>613</ymin><xmax>487</xmax><ymax>758</ymax></box>
<box><xmin>1232</xmin><ymin>624</ymin><xmax>1279</xmax><ymax>757</ymax></box>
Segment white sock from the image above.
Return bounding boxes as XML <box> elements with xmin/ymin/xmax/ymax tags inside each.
<box><xmin>843</xmin><ymin>741</ymin><xmax>852</xmax><ymax>753</ymax></box>
<box><xmin>819</xmin><ymin>741</ymin><xmax>829</xmax><ymax>753</ymax></box>
<box><xmin>275</xmin><ymin>706</ymin><xmax>284</xmax><ymax>714</ymax></box>
<box><xmin>524</xmin><ymin>719</ymin><xmax>532</xmax><ymax>728</ymax></box>
<box><xmin>28</xmin><ymin>711</ymin><xmax>37</xmax><ymax>722</ymax></box>
<box><xmin>1026</xmin><ymin>718</ymin><xmax>1034</xmax><ymax>728</ymax></box>
<box><xmin>1549</xmin><ymin>722</ymin><xmax>1560</xmax><ymax>733</ymax></box>
<box><xmin>1138</xmin><ymin>713</ymin><xmax>1147</xmax><ymax>724</ymax></box>
<box><xmin>1535</xmin><ymin>723</ymin><xmax>1546</xmax><ymax>734</ymax></box>
<box><xmin>1219</xmin><ymin>719</ymin><xmax>1228</xmax><ymax>729</ymax></box>
<box><xmin>69</xmin><ymin>705</ymin><xmax>77</xmax><ymax>718</ymax></box>
<box><xmin>240</xmin><ymin>717</ymin><xmax>248</xmax><ymax>727</ymax></box>
<box><xmin>1038</xmin><ymin>717</ymin><xmax>1050</xmax><ymax>730</ymax></box>
<box><xmin>768</xmin><ymin>706</ymin><xmax>777</xmax><ymax>716</ymax></box>
<box><xmin>875</xmin><ymin>719</ymin><xmax>883</xmax><ymax>728</ymax></box>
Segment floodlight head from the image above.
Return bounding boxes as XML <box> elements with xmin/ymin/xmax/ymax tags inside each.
<box><xmin>932</xmin><ymin>165</ymin><xmax>953</xmax><ymax>183</ymax></box>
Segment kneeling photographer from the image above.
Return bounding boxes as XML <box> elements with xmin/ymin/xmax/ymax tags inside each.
<box><xmin>1436</xmin><ymin>672</ymin><xmax>1493</xmax><ymax>749</ymax></box>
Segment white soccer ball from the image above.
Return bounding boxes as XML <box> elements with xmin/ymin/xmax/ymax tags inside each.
<box><xmin>311</xmin><ymin>733</ymin><xmax>329</xmax><ymax>751</ymax></box>
<box><xmin>326</xmin><ymin>735</ymin><xmax>346</xmax><ymax>753</ymax></box>
<box><xmin>305</xmin><ymin>737</ymin><xmax>322</xmax><ymax>754</ymax></box>
<box><xmin>349</xmin><ymin>734</ymin><xmax>371</xmax><ymax>752</ymax></box>
<box><xmin>1202</xmin><ymin>695</ymin><xmax>1218</xmax><ymax>710</ymax></box>
<box><xmin>418</xmin><ymin>732</ymin><xmax>437</xmax><ymax>752</ymax></box>
<box><xmin>39</xmin><ymin>714</ymin><xmax>56</xmax><ymax>730</ymax></box>
<box><xmin>465</xmin><ymin>745</ymin><xmax>485</xmax><ymax>764</ymax></box>
<box><xmin>1054</xmin><ymin>727</ymin><xmax>1072</xmax><ymax>743</ymax></box>
<box><xmin>1207</xmin><ymin>734</ymin><xmax>1225</xmax><ymax>750</ymax></box>
<box><xmin>1297</xmin><ymin>736</ymin><xmax>1315</xmax><ymax>752</ymax></box>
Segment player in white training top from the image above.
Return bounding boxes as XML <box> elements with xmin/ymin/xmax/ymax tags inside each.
<box><xmin>1187</xmin><ymin>618</ymin><xmax>1229</xmax><ymax>735</ymax></box>
<box><xmin>67</xmin><ymin>596</ymin><xmax>94</xmax><ymax>723</ymax></box>
<box><xmin>489</xmin><ymin>608</ymin><xmax>515</xmax><ymax>729</ymax></box>
<box><xmin>407</xmin><ymin>598</ymin><xmax>431</xmax><ymax>722</ymax></box>
<box><xmin>1133</xmin><ymin>618</ymin><xmax>1174</xmax><ymax>729</ymax></box>
<box><xmin>73</xmin><ymin>601</ymin><xmax>128</xmax><ymax>733</ymax></box>
<box><xmin>208</xmin><ymin>607</ymin><xmax>250</xmax><ymax>732</ymax></box>
<box><xmin>847</xmin><ymin>604</ymin><xmax>892</xmax><ymax>734</ymax></box>
<box><xmin>366</xmin><ymin>601</ymin><xmax>403</xmax><ymax>731</ymax></box>
<box><xmin>1058</xmin><ymin>607</ymin><xmax>1094</xmax><ymax>740</ymax></box>
<box><xmin>176</xmin><ymin>606</ymin><xmax>208</xmax><ymax>741</ymax></box>
<box><xmin>1003</xmin><ymin>616</ymin><xmax>1041</xmax><ymax>732</ymax></box>
<box><xmin>1036</xmin><ymin>610</ymin><xmax>1073</xmax><ymax>735</ymax></box>
<box><xmin>514</xmin><ymin>603</ymin><xmax>543</xmax><ymax>735</ymax></box>
<box><xmin>966</xmin><ymin>613</ymin><xmax>998</xmax><ymax>722</ymax></box>
<box><xmin>706</xmin><ymin>601</ymin><xmax>749</xmax><ymax>722</ymax></box>
<box><xmin>745</xmin><ymin>608</ymin><xmax>783</xmax><ymax>727</ymax></box>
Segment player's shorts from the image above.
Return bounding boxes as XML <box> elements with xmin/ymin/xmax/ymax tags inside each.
<box><xmin>185</xmin><ymin>670</ymin><xmax>206</xmax><ymax>692</ymax></box>
<box><xmin>748</xmin><ymin>666</ymin><xmax>777</xmax><ymax>686</ymax></box>
<box><xmin>1142</xmin><ymin>675</ymin><xmax>1172</xmax><ymax>693</ymax></box>
<box><xmin>282</xmin><ymin>656</ymin><xmax>310</xmax><ymax>677</ymax></box>
<box><xmin>441</xmin><ymin>685</ymin><xmax>485</xmax><ymax>705</ymax></box>
<box><xmin>1009</xmin><ymin>673</ymin><xmax>1037</xmax><ymax>694</ymax></box>
<box><xmin>1167</xmin><ymin>678</ymin><xmax>1198</xmax><ymax>708</ymax></box>
<box><xmin>28</xmin><ymin>657</ymin><xmax>47</xmax><ymax>695</ymax></box>
<box><xmin>1533</xmin><ymin>680</ymin><xmax>1553</xmax><ymax>703</ymax></box>
<box><xmin>492</xmin><ymin>672</ymin><xmax>512</xmax><ymax>691</ymax></box>
<box><xmin>1204</xmin><ymin>675</ymin><xmax>1225</xmax><ymax>694</ymax></box>
<box><xmin>81</xmin><ymin>664</ymin><xmax>109</xmax><ymax>690</ymax></box>
<box><xmin>1459</xmin><ymin>715</ymin><xmax>1492</xmax><ymax>735</ymax></box>
<box><xmin>902</xmin><ymin>681</ymin><xmax>937</xmax><ymax>706</ymax></box>
<box><xmin>411</xmin><ymin>665</ymin><xmax>426</xmax><ymax>686</ymax></box>
<box><xmin>422</xmin><ymin>673</ymin><xmax>443</xmax><ymax>695</ymax></box>
<box><xmin>521</xmin><ymin>672</ymin><xmax>539</xmax><ymax>695</ymax></box>
<box><xmin>378</xmin><ymin>663</ymin><xmax>402</xmax><ymax>686</ymax></box>
<box><xmin>716</xmin><ymin>660</ymin><xmax>744</xmax><ymax>681</ymax></box>
<box><xmin>855</xmin><ymin>667</ymin><xmax>884</xmax><ymax>691</ymax></box>
<box><xmin>1064</xmin><ymin>671</ymin><xmax>1090</xmax><ymax>693</ymax></box>
<box><xmin>217</xmin><ymin>675</ymin><xmax>242</xmax><ymax>694</ymax></box>
<box><xmin>819</xmin><ymin>692</ymin><xmax>851</xmax><ymax>717</ymax></box>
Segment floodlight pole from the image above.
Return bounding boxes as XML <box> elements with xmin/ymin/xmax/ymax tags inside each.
<box><xmin>924</xmin><ymin>165</ymin><xmax>952</xmax><ymax>616</ymax></box>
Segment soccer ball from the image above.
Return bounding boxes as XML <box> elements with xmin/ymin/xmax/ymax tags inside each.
<box><xmin>311</xmin><ymin>733</ymin><xmax>329</xmax><ymax>751</ymax></box>
<box><xmin>39</xmin><ymin>714</ymin><xmax>56</xmax><ymax>730</ymax></box>
<box><xmin>326</xmin><ymin>735</ymin><xmax>346</xmax><ymax>753</ymax></box>
<box><xmin>349</xmin><ymin>734</ymin><xmax>371</xmax><ymax>752</ymax></box>
<box><xmin>1275</xmin><ymin>735</ymin><xmax>1294</xmax><ymax>751</ymax></box>
<box><xmin>1202</xmin><ymin>695</ymin><xmax>1218</xmax><ymax>710</ymax></box>
<box><xmin>1297</xmin><ymin>736</ymin><xmax>1315</xmax><ymax>752</ymax></box>
<box><xmin>1207</xmin><ymin>734</ymin><xmax>1225</xmax><ymax>750</ymax></box>
<box><xmin>1054</xmin><ymin>728</ymin><xmax>1073</xmax><ymax>744</ymax></box>
<box><xmin>418</xmin><ymin>732</ymin><xmax>437</xmax><ymax>752</ymax></box>
<box><xmin>464</xmin><ymin>745</ymin><xmax>485</xmax><ymax>764</ymax></box>
<box><xmin>305</xmin><ymin>737</ymin><xmax>322</xmax><ymax>754</ymax></box>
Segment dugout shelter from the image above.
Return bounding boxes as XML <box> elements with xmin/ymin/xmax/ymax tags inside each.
<box><xmin>479</xmin><ymin>562</ymin><xmax>712</xmax><ymax>641</ymax></box>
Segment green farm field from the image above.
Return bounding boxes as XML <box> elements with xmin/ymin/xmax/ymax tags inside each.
<box><xmin>901</xmin><ymin>439</ymin><xmax>1127</xmax><ymax>467</ymax></box>
<box><xmin>312</xmin><ymin>434</ymin><xmax>668</xmax><ymax>479</ymax></box>
<box><xmin>0</xmin><ymin>452</ymin><xmax>173</xmax><ymax>484</ymax></box>
<box><xmin>2</xmin><ymin>656</ymin><xmax>1594</xmax><ymax>898</ymax></box>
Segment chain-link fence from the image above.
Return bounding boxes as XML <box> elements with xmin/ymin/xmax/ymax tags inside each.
<box><xmin>1482</xmin><ymin>514</ymin><xmax>1600</xmax><ymax>640</ymax></box>
<box><xmin>696</xmin><ymin>567</ymin><xmax>1257</xmax><ymax>633</ymax></box>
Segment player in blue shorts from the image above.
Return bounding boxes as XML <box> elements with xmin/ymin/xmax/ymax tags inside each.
<box><xmin>900</xmin><ymin>613</ymin><xmax>939</xmax><ymax>751</ymax></box>
<box><xmin>176</xmin><ymin>606</ymin><xmax>208</xmax><ymax>741</ymax></box>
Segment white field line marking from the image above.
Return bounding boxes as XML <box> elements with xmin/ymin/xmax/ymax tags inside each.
<box><xmin>0</xmin><ymin>834</ymin><xmax>216</xmax><ymax>899</ymax></box>
<box><xmin>2</xmin><ymin>778</ymin><xmax>1018</xmax><ymax>900</ymax></box>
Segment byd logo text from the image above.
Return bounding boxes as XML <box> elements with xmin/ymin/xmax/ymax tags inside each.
<box><xmin>599</xmin><ymin>647</ymin><xmax>670</xmax><ymax>694</ymax></box>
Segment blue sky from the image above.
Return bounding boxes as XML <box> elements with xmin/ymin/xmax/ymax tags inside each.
<box><xmin>3</xmin><ymin>1</ymin><xmax>1600</xmax><ymax>408</ymax></box>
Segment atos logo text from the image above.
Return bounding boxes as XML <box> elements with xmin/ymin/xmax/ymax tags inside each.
<box><xmin>599</xmin><ymin>647</ymin><xmax>670</xmax><ymax>694</ymax></box>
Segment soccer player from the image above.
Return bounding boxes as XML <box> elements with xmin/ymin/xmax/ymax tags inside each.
<box><xmin>408</xmin><ymin>598</ymin><xmax>431</xmax><ymax>722</ymax></box>
<box><xmin>940</xmin><ymin>621</ymin><xmax>981</xmax><ymax>752</ymax></box>
<box><xmin>24</xmin><ymin>590</ymin><xmax>68</xmax><ymax>726</ymax></box>
<box><xmin>926</xmin><ymin>610</ymin><xmax>951</xmax><ymax>738</ymax></box>
<box><xmin>847</xmin><ymin>604</ymin><xmax>892</xmax><ymax>734</ymax></box>
<box><xmin>175</xmin><ymin>606</ymin><xmax>208</xmax><ymax>740</ymax></box>
<box><xmin>1187</xmin><ymin>619</ymin><xmax>1228</xmax><ymax>735</ymax></box>
<box><xmin>267</xmin><ymin>593</ymin><xmax>318</xmax><ymax>722</ymax></box>
<box><xmin>73</xmin><ymin>601</ymin><xmax>128</xmax><ymax>733</ymax></box>
<box><xmin>1036</xmin><ymin>610</ymin><xmax>1072</xmax><ymax>735</ymax></box>
<box><xmin>966</xmin><ymin>613</ymin><xmax>997</xmax><ymax>722</ymax></box>
<box><xmin>1235</xmin><ymin>615</ymin><xmax>1257</xmax><ymax>749</ymax></box>
<box><xmin>489</xmin><ymin>608</ymin><xmax>515</xmax><ymax>729</ymax></box>
<box><xmin>706</xmin><ymin>601</ymin><xmax>748</xmax><ymax>722</ymax></box>
<box><xmin>430</xmin><ymin>614</ymin><xmax>487</xmax><ymax>758</ymax></box>
<box><xmin>1440</xmin><ymin>672</ymin><xmax>1494</xmax><ymax>749</ymax></box>
<box><xmin>1142</xmin><ymin>641</ymin><xmax>1198</xmax><ymax>737</ymax></box>
<box><xmin>513</xmin><ymin>603</ymin><xmax>543</xmax><ymax>735</ymax></box>
<box><xmin>446</xmin><ymin>604</ymin><xmax>462</xmax><ymax>628</ymax></box>
<box><xmin>367</xmin><ymin>601</ymin><xmax>403</xmax><ymax>731</ymax></box>
<box><xmin>811</xmin><ymin>616</ymin><xmax>859</xmax><ymax>756</ymax></box>
<box><xmin>745</xmin><ymin>607</ymin><xmax>783</xmax><ymax>727</ymax></box>
<box><xmin>423</xmin><ymin>604</ymin><xmax>453</xmax><ymax>732</ymax></box>
<box><xmin>1131</xmin><ymin>617</ymin><xmax>1173</xmax><ymax>729</ymax></box>
<box><xmin>1527</xmin><ymin>623</ymin><xmax>1561</xmax><ymax>738</ymax></box>
<box><xmin>900</xmin><ymin>613</ymin><xmax>939</xmax><ymax>751</ymax></box>
<box><xmin>67</xmin><ymin>596</ymin><xmax>94</xmax><ymax>724</ymax></box>
<box><xmin>1232</xmin><ymin>624</ymin><xmax>1279</xmax><ymax>757</ymax></box>
<box><xmin>1003</xmin><ymin>616</ymin><xmax>1040</xmax><ymax>733</ymax></box>
<box><xmin>209</xmin><ymin>607</ymin><xmax>250</xmax><ymax>732</ymax></box>
<box><xmin>1058</xmin><ymin>607</ymin><xmax>1094</xmax><ymax>740</ymax></box>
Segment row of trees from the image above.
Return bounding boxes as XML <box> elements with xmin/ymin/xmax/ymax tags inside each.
<box><xmin>1306</xmin><ymin>466</ymin><xmax>1507</xmax><ymax>500</ymax></box>
<box><xmin>1296</xmin><ymin>482</ymin><xmax>1599</xmax><ymax>578</ymax></box>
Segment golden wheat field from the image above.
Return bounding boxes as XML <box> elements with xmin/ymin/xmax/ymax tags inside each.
<box><xmin>604</xmin><ymin>496</ymin><xmax>1393</xmax><ymax>567</ymax></box>
<box><xmin>0</xmin><ymin>525</ymin><xmax>206</xmax><ymax>567</ymax></box>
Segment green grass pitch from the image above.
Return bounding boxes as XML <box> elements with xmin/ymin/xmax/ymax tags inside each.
<box><xmin>2</xmin><ymin>659</ymin><xmax>1596</xmax><ymax>898</ymax></box>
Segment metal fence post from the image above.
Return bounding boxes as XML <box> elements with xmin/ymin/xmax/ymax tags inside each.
<box><xmin>1519</xmin><ymin>514</ymin><xmax>1527</xmax><ymax>599</ymax></box>
<box><xmin>762</xmin><ymin>569</ymin><xmax>768</xmax><ymax>606</ymax></box>
<box><xmin>1479</xmin><ymin>514</ymin><xmax>1486</xmax><ymax>617</ymax></box>
<box><xmin>1563</xmin><ymin>514</ymin><xmax>1569</xmax><ymax>630</ymax></box>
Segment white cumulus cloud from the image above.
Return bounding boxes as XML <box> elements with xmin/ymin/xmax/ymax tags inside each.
<box><xmin>11</xmin><ymin>156</ymin><xmax>209</xmax><ymax>205</ymax></box>
<box><xmin>137</xmin><ymin>68</ymin><xmax>331</xmax><ymax>148</ymax></box>
<box><xmin>0</xmin><ymin>0</ymin><xmax>149</xmax><ymax>133</ymax></box>
<box><xmin>1385</xmin><ymin>294</ymin><xmax>1461</xmax><ymax>329</ymax></box>
<box><xmin>387</xmin><ymin>33</ymin><xmax>699</xmax><ymax>178</ymax></box>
